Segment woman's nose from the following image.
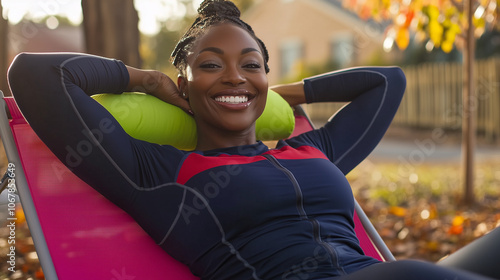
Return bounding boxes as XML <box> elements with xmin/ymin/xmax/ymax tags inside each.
<box><xmin>221</xmin><ymin>66</ymin><xmax>246</xmax><ymax>86</ymax></box>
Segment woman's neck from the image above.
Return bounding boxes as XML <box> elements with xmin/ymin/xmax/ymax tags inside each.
<box><xmin>195</xmin><ymin>126</ymin><xmax>257</xmax><ymax>151</ymax></box>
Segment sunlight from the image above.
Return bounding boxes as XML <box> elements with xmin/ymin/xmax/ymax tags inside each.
<box><xmin>135</xmin><ymin>0</ymin><xmax>204</xmax><ymax>34</ymax></box>
<box><xmin>1</xmin><ymin>0</ymin><xmax>82</xmax><ymax>25</ymax></box>
<box><xmin>135</xmin><ymin>0</ymin><xmax>185</xmax><ymax>35</ymax></box>
<box><xmin>1</xmin><ymin>0</ymin><xmax>206</xmax><ymax>35</ymax></box>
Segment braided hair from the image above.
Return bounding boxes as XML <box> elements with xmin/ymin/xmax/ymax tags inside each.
<box><xmin>171</xmin><ymin>0</ymin><xmax>270</xmax><ymax>75</ymax></box>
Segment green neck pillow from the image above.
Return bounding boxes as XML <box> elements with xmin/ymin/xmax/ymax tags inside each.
<box><xmin>91</xmin><ymin>89</ymin><xmax>295</xmax><ymax>150</ymax></box>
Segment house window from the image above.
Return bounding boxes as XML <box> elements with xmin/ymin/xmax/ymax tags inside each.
<box><xmin>331</xmin><ymin>34</ymin><xmax>353</xmax><ymax>69</ymax></box>
<box><xmin>280</xmin><ymin>39</ymin><xmax>303</xmax><ymax>78</ymax></box>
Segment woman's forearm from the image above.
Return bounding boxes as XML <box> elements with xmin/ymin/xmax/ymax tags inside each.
<box><xmin>302</xmin><ymin>67</ymin><xmax>405</xmax><ymax>103</ymax></box>
<box><xmin>270</xmin><ymin>67</ymin><xmax>405</xmax><ymax>107</ymax></box>
<box><xmin>9</xmin><ymin>53</ymin><xmax>129</xmax><ymax>98</ymax></box>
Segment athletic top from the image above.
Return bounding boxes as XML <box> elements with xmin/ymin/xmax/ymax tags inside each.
<box><xmin>8</xmin><ymin>53</ymin><xmax>406</xmax><ymax>280</ymax></box>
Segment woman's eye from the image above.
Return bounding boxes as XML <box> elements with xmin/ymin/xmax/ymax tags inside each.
<box><xmin>244</xmin><ymin>63</ymin><xmax>261</xmax><ymax>69</ymax></box>
<box><xmin>200</xmin><ymin>63</ymin><xmax>220</xmax><ymax>69</ymax></box>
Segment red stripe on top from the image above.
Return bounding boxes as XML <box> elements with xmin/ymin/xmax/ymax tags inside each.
<box><xmin>176</xmin><ymin>153</ymin><xmax>266</xmax><ymax>185</ymax></box>
<box><xmin>177</xmin><ymin>145</ymin><xmax>329</xmax><ymax>185</ymax></box>
<box><xmin>264</xmin><ymin>145</ymin><xmax>328</xmax><ymax>161</ymax></box>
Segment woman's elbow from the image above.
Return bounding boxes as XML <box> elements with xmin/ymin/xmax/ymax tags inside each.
<box><xmin>8</xmin><ymin>52</ymin><xmax>64</xmax><ymax>98</ymax></box>
<box><xmin>8</xmin><ymin>53</ymin><xmax>41</xmax><ymax>91</ymax></box>
<box><xmin>9</xmin><ymin>52</ymin><xmax>36</xmax><ymax>78</ymax></box>
<box><xmin>384</xmin><ymin>66</ymin><xmax>406</xmax><ymax>98</ymax></box>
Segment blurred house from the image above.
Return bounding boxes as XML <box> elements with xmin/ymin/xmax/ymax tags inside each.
<box><xmin>3</xmin><ymin>21</ymin><xmax>83</xmax><ymax>95</ymax></box>
<box><xmin>7</xmin><ymin>21</ymin><xmax>84</xmax><ymax>65</ymax></box>
<box><xmin>243</xmin><ymin>0</ymin><xmax>394</xmax><ymax>84</ymax></box>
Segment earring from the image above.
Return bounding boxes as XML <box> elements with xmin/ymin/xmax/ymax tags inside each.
<box><xmin>182</xmin><ymin>92</ymin><xmax>186</xmax><ymax>98</ymax></box>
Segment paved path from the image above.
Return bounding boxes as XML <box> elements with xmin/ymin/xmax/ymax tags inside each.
<box><xmin>311</xmin><ymin>121</ymin><xmax>500</xmax><ymax>163</ymax></box>
<box><xmin>369</xmin><ymin>137</ymin><xmax>500</xmax><ymax>163</ymax></box>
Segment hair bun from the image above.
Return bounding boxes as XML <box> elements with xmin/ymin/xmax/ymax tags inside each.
<box><xmin>198</xmin><ymin>0</ymin><xmax>241</xmax><ymax>18</ymax></box>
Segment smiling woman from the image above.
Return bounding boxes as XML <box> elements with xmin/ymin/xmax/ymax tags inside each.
<box><xmin>7</xmin><ymin>0</ymin><xmax>500</xmax><ymax>280</ymax></box>
<box><xmin>178</xmin><ymin>24</ymin><xmax>269</xmax><ymax>150</ymax></box>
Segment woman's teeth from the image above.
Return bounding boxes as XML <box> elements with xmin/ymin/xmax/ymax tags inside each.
<box><xmin>215</xmin><ymin>95</ymin><xmax>248</xmax><ymax>104</ymax></box>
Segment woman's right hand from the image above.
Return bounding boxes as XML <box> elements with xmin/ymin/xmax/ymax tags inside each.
<box><xmin>126</xmin><ymin>66</ymin><xmax>192</xmax><ymax>114</ymax></box>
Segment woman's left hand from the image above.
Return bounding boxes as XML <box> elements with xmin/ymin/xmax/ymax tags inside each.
<box><xmin>269</xmin><ymin>81</ymin><xmax>307</xmax><ymax>108</ymax></box>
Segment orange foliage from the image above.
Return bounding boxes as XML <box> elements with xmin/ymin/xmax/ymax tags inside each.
<box><xmin>343</xmin><ymin>0</ymin><xmax>500</xmax><ymax>52</ymax></box>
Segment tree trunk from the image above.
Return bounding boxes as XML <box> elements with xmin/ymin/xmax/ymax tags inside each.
<box><xmin>81</xmin><ymin>0</ymin><xmax>142</xmax><ymax>68</ymax></box>
<box><xmin>0</xmin><ymin>4</ymin><xmax>9</xmax><ymax>95</ymax></box>
<box><xmin>462</xmin><ymin>0</ymin><xmax>476</xmax><ymax>205</ymax></box>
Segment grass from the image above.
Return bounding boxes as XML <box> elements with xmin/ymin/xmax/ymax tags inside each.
<box><xmin>348</xmin><ymin>158</ymin><xmax>500</xmax><ymax>261</ymax></box>
<box><xmin>348</xmin><ymin>159</ymin><xmax>500</xmax><ymax>206</ymax></box>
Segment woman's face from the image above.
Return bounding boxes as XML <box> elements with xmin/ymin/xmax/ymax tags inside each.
<box><xmin>181</xmin><ymin>23</ymin><xmax>268</xmax><ymax>136</ymax></box>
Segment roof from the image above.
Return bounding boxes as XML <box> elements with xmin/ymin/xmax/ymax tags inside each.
<box><xmin>314</xmin><ymin>0</ymin><xmax>389</xmax><ymax>33</ymax></box>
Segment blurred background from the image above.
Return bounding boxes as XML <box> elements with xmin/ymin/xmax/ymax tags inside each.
<box><xmin>0</xmin><ymin>0</ymin><xmax>499</xmax><ymax>279</ymax></box>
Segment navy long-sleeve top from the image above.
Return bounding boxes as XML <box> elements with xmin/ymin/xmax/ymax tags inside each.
<box><xmin>8</xmin><ymin>53</ymin><xmax>406</xmax><ymax>279</ymax></box>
